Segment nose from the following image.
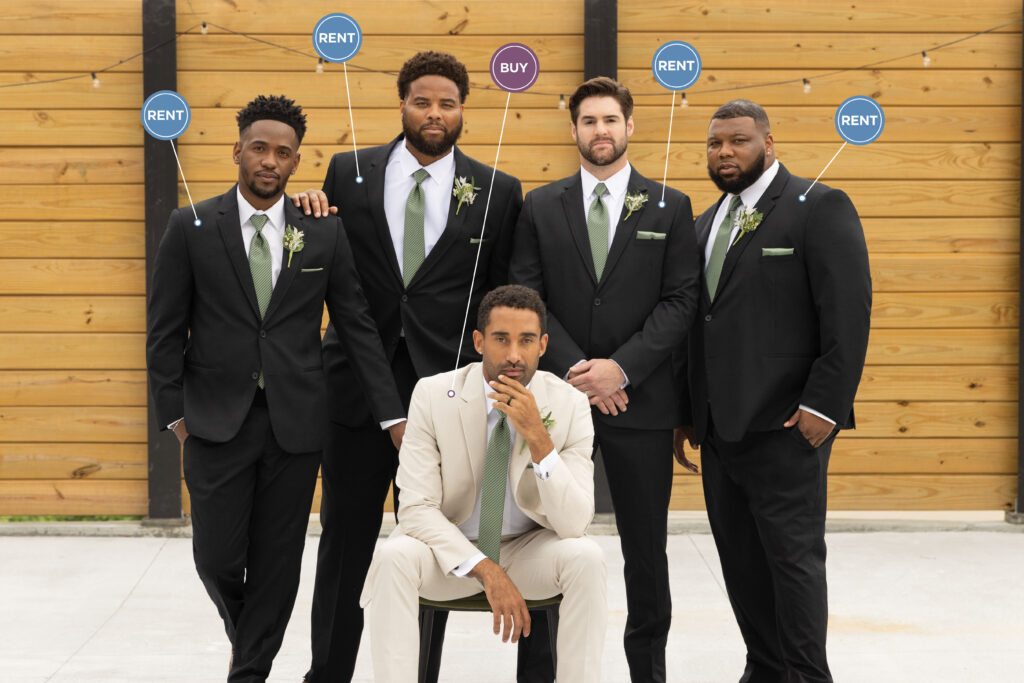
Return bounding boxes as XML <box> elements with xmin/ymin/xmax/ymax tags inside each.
<box><xmin>506</xmin><ymin>341</ymin><xmax>522</xmax><ymax>365</ymax></box>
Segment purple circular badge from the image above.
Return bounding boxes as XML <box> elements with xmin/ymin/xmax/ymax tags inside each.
<box><xmin>490</xmin><ymin>43</ymin><xmax>539</xmax><ymax>92</ymax></box>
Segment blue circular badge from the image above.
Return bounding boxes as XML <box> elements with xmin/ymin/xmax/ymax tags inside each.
<box><xmin>834</xmin><ymin>96</ymin><xmax>884</xmax><ymax>145</ymax></box>
<box><xmin>651</xmin><ymin>41</ymin><xmax>702</xmax><ymax>91</ymax></box>
<box><xmin>141</xmin><ymin>90</ymin><xmax>191</xmax><ymax>140</ymax></box>
<box><xmin>313</xmin><ymin>13</ymin><xmax>362</xmax><ymax>63</ymax></box>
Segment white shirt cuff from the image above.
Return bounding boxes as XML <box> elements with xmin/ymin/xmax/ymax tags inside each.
<box><xmin>167</xmin><ymin>418</ymin><xmax>184</xmax><ymax>430</ymax></box>
<box><xmin>532</xmin><ymin>449</ymin><xmax>560</xmax><ymax>480</ymax></box>
<box><xmin>380</xmin><ymin>417</ymin><xmax>406</xmax><ymax>430</ymax></box>
<box><xmin>452</xmin><ymin>552</ymin><xmax>487</xmax><ymax>577</ymax></box>
<box><xmin>799</xmin><ymin>405</ymin><xmax>835</xmax><ymax>426</ymax></box>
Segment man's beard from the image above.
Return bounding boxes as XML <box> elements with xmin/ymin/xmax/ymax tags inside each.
<box><xmin>245</xmin><ymin>174</ymin><xmax>285</xmax><ymax>200</ymax></box>
<box><xmin>578</xmin><ymin>135</ymin><xmax>627</xmax><ymax>168</ymax></box>
<box><xmin>707</xmin><ymin>148</ymin><xmax>766</xmax><ymax>194</ymax></box>
<box><xmin>403</xmin><ymin>114</ymin><xmax>463</xmax><ymax>157</ymax></box>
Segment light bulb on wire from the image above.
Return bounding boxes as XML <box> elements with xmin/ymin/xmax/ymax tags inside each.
<box><xmin>802</xmin><ymin>78</ymin><xmax>811</xmax><ymax>94</ymax></box>
<box><xmin>91</xmin><ymin>72</ymin><xmax>101</xmax><ymax>88</ymax></box>
<box><xmin>558</xmin><ymin>94</ymin><xmax>566</xmax><ymax>110</ymax></box>
<box><xmin>679</xmin><ymin>92</ymin><xmax>689</xmax><ymax>108</ymax></box>
<box><xmin>201</xmin><ymin>22</ymin><xmax>208</xmax><ymax>35</ymax></box>
<box><xmin>922</xmin><ymin>51</ymin><xmax>931</xmax><ymax>67</ymax></box>
<box><xmin>316</xmin><ymin>58</ymin><xmax>324</xmax><ymax>73</ymax></box>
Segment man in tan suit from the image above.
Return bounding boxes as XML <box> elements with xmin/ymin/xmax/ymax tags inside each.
<box><xmin>360</xmin><ymin>284</ymin><xmax>607</xmax><ymax>682</ymax></box>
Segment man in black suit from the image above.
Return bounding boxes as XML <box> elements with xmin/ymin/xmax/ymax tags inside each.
<box><xmin>290</xmin><ymin>52</ymin><xmax>524</xmax><ymax>682</ymax></box>
<box><xmin>146</xmin><ymin>95</ymin><xmax>404</xmax><ymax>683</ymax></box>
<box><xmin>676</xmin><ymin>99</ymin><xmax>871</xmax><ymax>682</ymax></box>
<box><xmin>510</xmin><ymin>76</ymin><xmax>701</xmax><ymax>682</ymax></box>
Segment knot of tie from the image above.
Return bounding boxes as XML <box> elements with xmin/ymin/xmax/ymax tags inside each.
<box><xmin>250</xmin><ymin>213</ymin><xmax>269</xmax><ymax>232</ymax></box>
<box><xmin>412</xmin><ymin>168</ymin><xmax>430</xmax><ymax>185</ymax></box>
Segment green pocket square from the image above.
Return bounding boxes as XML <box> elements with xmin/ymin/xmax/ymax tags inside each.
<box><xmin>761</xmin><ymin>248</ymin><xmax>795</xmax><ymax>256</ymax></box>
<box><xmin>636</xmin><ymin>231</ymin><xmax>667</xmax><ymax>240</ymax></box>
<box><xmin>300</xmin><ymin>267</ymin><xmax>324</xmax><ymax>273</ymax></box>
<box><xmin>469</xmin><ymin>237</ymin><xmax>489</xmax><ymax>244</ymax></box>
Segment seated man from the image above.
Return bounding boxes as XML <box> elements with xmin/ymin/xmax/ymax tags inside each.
<box><xmin>360</xmin><ymin>284</ymin><xmax>607</xmax><ymax>682</ymax></box>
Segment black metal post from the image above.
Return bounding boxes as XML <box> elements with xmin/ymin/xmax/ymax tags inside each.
<box><xmin>583</xmin><ymin>0</ymin><xmax>617</xmax><ymax>80</ymax></box>
<box><xmin>1010</xmin><ymin>5</ymin><xmax>1024</xmax><ymax>524</ymax></box>
<box><xmin>142</xmin><ymin>0</ymin><xmax>184</xmax><ymax>523</ymax></box>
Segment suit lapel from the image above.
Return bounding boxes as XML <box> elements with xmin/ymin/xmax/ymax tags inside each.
<box><xmin>601</xmin><ymin>167</ymin><xmax>648</xmax><ymax>286</ymax></box>
<box><xmin>409</xmin><ymin>146</ymin><xmax>469</xmax><ymax>288</ymax></box>
<box><xmin>262</xmin><ymin>200</ymin><xmax>305</xmax><ymax>322</ymax></box>
<box><xmin>216</xmin><ymin>187</ymin><xmax>261</xmax><ymax>320</ymax></box>
<box><xmin>458</xmin><ymin>365</ymin><xmax>488</xmax><ymax>484</ymax></box>
<box><xmin>559</xmin><ymin>173</ymin><xmax>598</xmax><ymax>285</ymax></box>
<box><xmin>367</xmin><ymin>138</ymin><xmax>403</xmax><ymax>285</ymax></box>
<box><xmin>713</xmin><ymin>165</ymin><xmax>790</xmax><ymax>303</ymax></box>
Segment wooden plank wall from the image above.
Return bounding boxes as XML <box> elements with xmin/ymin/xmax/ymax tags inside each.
<box><xmin>618</xmin><ymin>0</ymin><xmax>1022</xmax><ymax>510</ymax></box>
<box><xmin>0</xmin><ymin>0</ymin><xmax>1020</xmax><ymax>514</ymax></box>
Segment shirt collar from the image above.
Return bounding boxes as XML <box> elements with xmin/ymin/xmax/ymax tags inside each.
<box><xmin>395</xmin><ymin>139</ymin><xmax>456</xmax><ymax>185</ymax></box>
<box><xmin>237</xmin><ymin>187</ymin><xmax>286</xmax><ymax>231</ymax></box>
<box><xmin>581</xmin><ymin>162</ymin><xmax>632</xmax><ymax>202</ymax></box>
<box><xmin>733</xmin><ymin>158</ymin><xmax>780</xmax><ymax>209</ymax></box>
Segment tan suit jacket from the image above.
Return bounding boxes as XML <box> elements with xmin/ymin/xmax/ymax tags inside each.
<box><xmin>389</xmin><ymin>362</ymin><xmax>595</xmax><ymax>575</ymax></box>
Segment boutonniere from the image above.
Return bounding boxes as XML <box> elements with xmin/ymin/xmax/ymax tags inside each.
<box><xmin>520</xmin><ymin>410</ymin><xmax>557</xmax><ymax>453</ymax></box>
<box><xmin>730</xmin><ymin>206</ymin><xmax>764</xmax><ymax>246</ymax></box>
<box><xmin>623</xmin><ymin>190</ymin><xmax>648</xmax><ymax>221</ymax></box>
<box><xmin>453</xmin><ymin>176</ymin><xmax>481</xmax><ymax>215</ymax></box>
<box><xmin>282</xmin><ymin>225</ymin><xmax>304</xmax><ymax>267</ymax></box>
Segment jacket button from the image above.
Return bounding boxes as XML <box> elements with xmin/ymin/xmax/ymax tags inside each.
<box><xmin>251</xmin><ymin>372</ymin><xmax>259</xmax><ymax>381</ymax></box>
<box><xmin>594</xmin><ymin>298</ymin><xmax>601</xmax><ymax>306</ymax></box>
<box><xmin>401</xmin><ymin>294</ymin><xmax>408</xmax><ymax>302</ymax></box>
<box><xmin>705</xmin><ymin>314</ymin><xmax>712</xmax><ymax>322</ymax></box>
<box><xmin>259</xmin><ymin>329</ymin><xmax>266</xmax><ymax>338</ymax></box>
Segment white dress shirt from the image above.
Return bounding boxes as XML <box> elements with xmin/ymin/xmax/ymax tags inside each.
<box><xmin>237</xmin><ymin>188</ymin><xmax>286</xmax><ymax>288</ymax></box>
<box><xmin>451</xmin><ymin>378</ymin><xmax>561</xmax><ymax>576</ymax></box>
<box><xmin>384</xmin><ymin>141</ymin><xmax>456</xmax><ymax>280</ymax></box>
<box><xmin>704</xmin><ymin>159</ymin><xmax>834</xmax><ymax>426</ymax></box>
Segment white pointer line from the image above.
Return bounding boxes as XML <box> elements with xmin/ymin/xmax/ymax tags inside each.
<box><xmin>449</xmin><ymin>90</ymin><xmax>513</xmax><ymax>396</ymax></box>
<box><xmin>169</xmin><ymin>139</ymin><xmax>200</xmax><ymax>226</ymax></box>
<box><xmin>801</xmin><ymin>141</ymin><xmax>848</xmax><ymax>200</ymax></box>
<box><xmin>659</xmin><ymin>91</ymin><xmax>676</xmax><ymax>207</ymax></box>
<box><xmin>342</xmin><ymin>62</ymin><xmax>361</xmax><ymax>180</ymax></box>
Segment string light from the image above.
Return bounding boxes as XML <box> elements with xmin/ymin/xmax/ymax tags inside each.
<box><xmin>679</xmin><ymin>92</ymin><xmax>689</xmax><ymax>108</ymax></box>
<box><xmin>91</xmin><ymin>72</ymin><xmax>100</xmax><ymax>88</ymax></box>
<box><xmin>316</xmin><ymin>58</ymin><xmax>324</xmax><ymax>73</ymax></box>
<box><xmin>802</xmin><ymin>78</ymin><xmax>811</xmax><ymax>94</ymax></box>
<box><xmin>558</xmin><ymin>94</ymin><xmax>566</xmax><ymax>110</ymax></box>
<box><xmin>922</xmin><ymin>50</ymin><xmax>931</xmax><ymax>66</ymax></box>
<box><xmin>201</xmin><ymin>22</ymin><xmax>208</xmax><ymax>35</ymax></box>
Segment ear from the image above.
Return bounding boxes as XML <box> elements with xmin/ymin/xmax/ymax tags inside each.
<box><xmin>764</xmin><ymin>133</ymin><xmax>775</xmax><ymax>164</ymax></box>
<box><xmin>538</xmin><ymin>333</ymin><xmax>548</xmax><ymax>357</ymax></box>
<box><xmin>473</xmin><ymin>329</ymin><xmax>484</xmax><ymax>355</ymax></box>
<box><xmin>232</xmin><ymin>141</ymin><xmax>241</xmax><ymax>164</ymax></box>
<box><xmin>570</xmin><ymin>122</ymin><xmax>578</xmax><ymax>144</ymax></box>
<box><xmin>625</xmin><ymin>115</ymin><xmax>635</xmax><ymax>138</ymax></box>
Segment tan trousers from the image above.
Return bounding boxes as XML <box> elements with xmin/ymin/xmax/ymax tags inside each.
<box><xmin>361</xmin><ymin>527</ymin><xmax>607</xmax><ymax>682</ymax></box>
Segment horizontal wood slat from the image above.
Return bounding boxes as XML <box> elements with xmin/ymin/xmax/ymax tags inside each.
<box><xmin>0</xmin><ymin>296</ymin><xmax>145</xmax><ymax>332</ymax></box>
<box><xmin>0</xmin><ymin>443</ymin><xmax>146</xmax><ymax>479</ymax></box>
<box><xmin>0</xmin><ymin>371</ymin><xmax>146</xmax><ymax>406</ymax></box>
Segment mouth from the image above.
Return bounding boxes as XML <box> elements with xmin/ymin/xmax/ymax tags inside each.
<box><xmin>500</xmin><ymin>366</ymin><xmax>524</xmax><ymax>378</ymax></box>
<box><xmin>421</xmin><ymin>125</ymin><xmax>446</xmax><ymax>134</ymax></box>
<box><xmin>716</xmin><ymin>163</ymin><xmax>739</xmax><ymax>176</ymax></box>
<box><xmin>256</xmin><ymin>172</ymin><xmax>280</xmax><ymax>182</ymax></box>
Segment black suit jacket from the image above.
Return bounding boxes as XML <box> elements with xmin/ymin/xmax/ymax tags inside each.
<box><xmin>681</xmin><ymin>164</ymin><xmax>872</xmax><ymax>443</ymax></box>
<box><xmin>320</xmin><ymin>136</ymin><xmax>523</xmax><ymax>426</ymax></box>
<box><xmin>510</xmin><ymin>167</ymin><xmax>701</xmax><ymax>430</ymax></box>
<box><xmin>146</xmin><ymin>187</ymin><xmax>404</xmax><ymax>453</ymax></box>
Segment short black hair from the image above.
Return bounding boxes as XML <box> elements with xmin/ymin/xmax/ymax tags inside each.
<box><xmin>477</xmin><ymin>285</ymin><xmax>547</xmax><ymax>336</ymax></box>
<box><xmin>397</xmin><ymin>51</ymin><xmax>470</xmax><ymax>103</ymax></box>
<box><xmin>236</xmin><ymin>94</ymin><xmax>307</xmax><ymax>144</ymax></box>
<box><xmin>711</xmin><ymin>99</ymin><xmax>771</xmax><ymax>133</ymax></box>
<box><xmin>569</xmin><ymin>76</ymin><xmax>634</xmax><ymax>125</ymax></box>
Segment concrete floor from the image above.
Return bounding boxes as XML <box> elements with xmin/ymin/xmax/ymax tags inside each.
<box><xmin>2</xmin><ymin>521</ymin><xmax>1023</xmax><ymax>682</ymax></box>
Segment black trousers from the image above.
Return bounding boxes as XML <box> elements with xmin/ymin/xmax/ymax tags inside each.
<box><xmin>501</xmin><ymin>421</ymin><xmax>676</xmax><ymax>682</ymax></box>
<box><xmin>701</xmin><ymin>421</ymin><xmax>834</xmax><ymax>683</ymax></box>
<box><xmin>183</xmin><ymin>396</ymin><xmax>321</xmax><ymax>683</ymax></box>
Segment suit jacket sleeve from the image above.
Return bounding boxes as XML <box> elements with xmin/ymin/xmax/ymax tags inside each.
<box><xmin>395</xmin><ymin>380</ymin><xmax>482</xmax><ymax>574</ymax></box>
<box><xmin>324</xmin><ymin>218</ymin><xmax>405</xmax><ymax>423</ymax></box>
<box><xmin>485</xmin><ymin>177</ymin><xmax>524</xmax><ymax>289</ymax></box>
<box><xmin>534</xmin><ymin>385</ymin><xmax>595</xmax><ymax>538</ymax></box>
<box><xmin>510</xmin><ymin>193</ymin><xmax>588</xmax><ymax>375</ymax></box>
<box><xmin>609</xmin><ymin>193</ymin><xmax>701</xmax><ymax>388</ymax></box>
<box><xmin>799</xmin><ymin>188</ymin><xmax>872</xmax><ymax>421</ymax></box>
<box><xmin>146</xmin><ymin>208</ymin><xmax>193</xmax><ymax>428</ymax></box>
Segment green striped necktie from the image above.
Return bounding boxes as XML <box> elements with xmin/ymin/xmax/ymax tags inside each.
<box><xmin>477</xmin><ymin>412</ymin><xmax>510</xmax><ymax>563</ymax></box>
<box><xmin>403</xmin><ymin>168</ymin><xmax>430</xmax><ymax>286</ymax></box>
<box><xmin>705</xmin><ymin>195</ymin><xmax>743</xmax><ymax>301</ymax></box>
<box><xmin>248</xmin><ymin>213</ymin><xmax>272</xmax><ymax>388</ymax></box>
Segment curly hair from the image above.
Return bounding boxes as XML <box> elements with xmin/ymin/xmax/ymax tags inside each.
<box><xmin>397</xmin><ymin>51</ymin><xmax>470</xmax><ymax>103</ymax></box>
<box><xmin>568</xmin><ymin>76</ymin><xmax>633</xmax><ymax>125</ymax></box>
<box><xmin>236</xmin><ymin>94</ymin><xmax>308</xmax><ymax>144</ymax></box>
<box><xmin>477</xmin><ymin>285</ymin><xmax>547</xmax><ymax>336</ymax></box>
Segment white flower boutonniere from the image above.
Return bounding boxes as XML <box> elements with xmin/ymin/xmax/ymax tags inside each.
<box><xmin>730</xmin><ymin>206</ymin><xmax>764</xmax><ymax>247</ymax></box>
<box><xmin>521</xmin><ymin>410</ymin><xmax>557</xmax><ymax>454</ymax></box>
<box><xmin>623</xmin><ymin>190</ymin><xmax>648</xmax><ymax>221</ymax></box>
<box><xmin>282</xmin><ymin>225</ymin><xmax>304</xmax><ymax>267</ymax></box>
<box><xmin>453</xmin><ymin>176</ymin><xmax>481</xmax><ymax>215</ymax></box>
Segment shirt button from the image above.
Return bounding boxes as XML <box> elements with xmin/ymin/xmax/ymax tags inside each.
<box><xmin>705</xmin><ymin>314</ymin><xmax>712</xmax><ymax>322</ymax></box>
